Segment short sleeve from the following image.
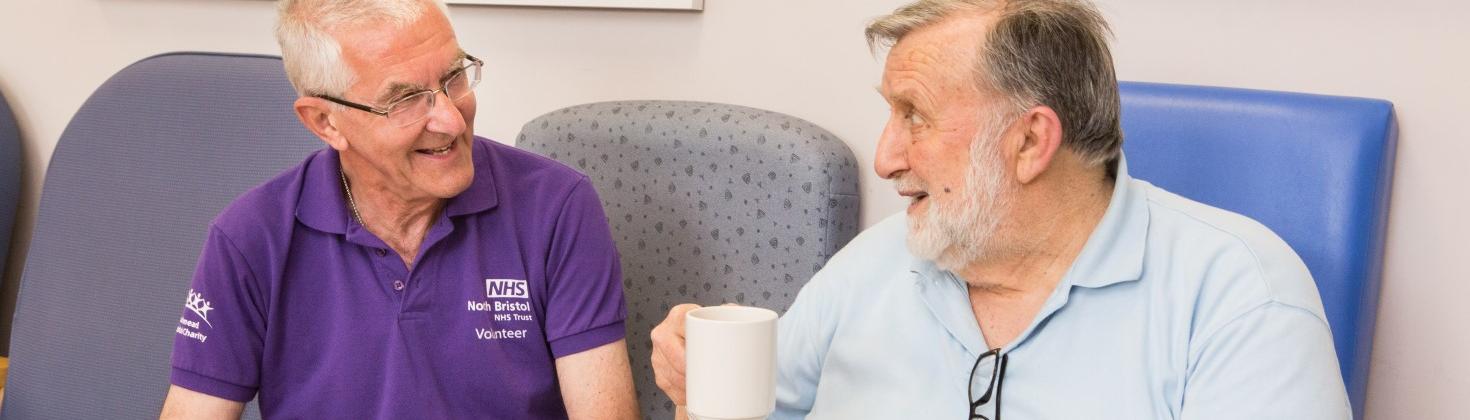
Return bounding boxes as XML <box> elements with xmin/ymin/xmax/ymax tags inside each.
<box><xmin>1180</xmin><ymin>302</ymin><xmax>1351</xmax><ymax>419</ymax></box>
<box><xmin>542</xmin><ymin>178</ymin><xmax>628</xmax><ymax>358</ymax></box>
<box><xmin>168</xmin><ymin>225</ymin><xmax>267</xmax><ymax>402</ymax></box>
<box><xmin>771</xmin><ymin>269</ymin><xmax>840</xmax><ymax>419</ymax></box>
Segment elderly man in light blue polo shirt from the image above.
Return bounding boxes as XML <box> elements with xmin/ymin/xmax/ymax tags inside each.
<box><xmin>649</xmin><ymin>0</ymin><xmax>1351</xmax><ymax>419</ymax></box>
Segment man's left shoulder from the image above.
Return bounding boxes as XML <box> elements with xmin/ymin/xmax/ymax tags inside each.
<box><xmin>1138</xmin><ymin>182</ymin><xmax>1326</xmax><ymax>317</ymax></box>
<box><xmin>475</xmin><ymin>137</ymin><xmax>594</xmax><ymax>203</ymax></box>
<box><xmin>477</xmin><ymin>137</ymin><xmax>588</xmax><ymax>182</ymax></box>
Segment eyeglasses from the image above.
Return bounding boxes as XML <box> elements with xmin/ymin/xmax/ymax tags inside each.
<box><xmin>969</xmin><ymin>348</ymin><xmax>1009</xmax><ymax>420</ymax></box>
<box><xmin>315</xmin><ymin>54</ymin><xmax>483</xmax><ymax>127</ymax></box>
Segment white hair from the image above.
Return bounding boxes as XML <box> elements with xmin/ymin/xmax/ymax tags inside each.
<box><xmin>275</xmin><ymin>0</ymin><xmax>451</xmax><ymax>97</ymax></box>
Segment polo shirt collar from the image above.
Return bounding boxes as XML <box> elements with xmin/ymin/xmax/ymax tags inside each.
<box><xmin>296</xmin><ymin>140</ymin><xmax>500</xmax><ymax>235</ymax></box>
<box><xmin>296</xmin><ymin>149</ymin><xmax>351</xmax><ymax>235</ymax></box>
<box><xmin>1063</xmin><ymin>154</ymin><xmax>1148</xmax><ymax>289</ymax></box>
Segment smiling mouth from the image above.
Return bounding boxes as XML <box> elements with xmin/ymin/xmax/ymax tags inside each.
<box><xmin>416</xmin><ymin>142</ymin><xmax>454</xmax><ymax>156</ymax></box>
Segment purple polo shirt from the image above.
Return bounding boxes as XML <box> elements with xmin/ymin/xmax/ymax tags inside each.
<box><xmin>170</xmin><ymin>137</ymin><xmax>627</xmax><ymax>419</ymax></box>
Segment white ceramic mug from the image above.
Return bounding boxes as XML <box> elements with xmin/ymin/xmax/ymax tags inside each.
<box><xmin>685</xmin><ymin>305</ymin><xmax>779</xmax><ymax>420</ymax></box>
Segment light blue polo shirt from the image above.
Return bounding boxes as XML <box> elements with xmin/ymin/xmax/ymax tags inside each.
<box><xmin>773</xmin><ymin>157</ymin><xmax>1351</xmax><ymax>419</ymax></box>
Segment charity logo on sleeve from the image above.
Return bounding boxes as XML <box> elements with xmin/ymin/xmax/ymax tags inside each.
<box><xmin>176</xmin><ymin>289</ymin><xmax>213</xmax><ymax>343</ymax></box>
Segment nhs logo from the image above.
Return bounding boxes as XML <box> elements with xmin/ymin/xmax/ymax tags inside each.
<box><xmin>485</xmin><ymin>279</ymin><xmax>529</xmax><ymax>298</ymax></box>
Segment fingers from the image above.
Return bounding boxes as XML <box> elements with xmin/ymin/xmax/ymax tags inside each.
<box><xmin>651</xmin><ymin>303</ymin><xmax>702</xmax><ymax>406</ymax></box>
<box><xmin>651</xmin><ymin>342</ymin><xmax>687</xmax><ymax>405</ymax></box>
<box><xmin>669</xmin><ymin>303</ymin><xmax>704</xmax><ymax>325</ymax></box>
<box><xmin>657</xmin><ymin>304</ymin><xmax>700</xmax><ymax>367</ymax></box>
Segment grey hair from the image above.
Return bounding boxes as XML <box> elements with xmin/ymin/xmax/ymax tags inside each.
<box><xmin>867</xmin><ymin>0</ymin><xmax>1124</xmax><ymax>176</ymax></box>
<box><xmin>275</xmin><ymin>0</ymin><xmax>451</xmax><ymax>97</ymax></box>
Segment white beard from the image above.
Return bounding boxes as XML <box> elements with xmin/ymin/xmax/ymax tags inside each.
<box><xmin>903</xmin><ymin>116</ymin><xmax>1014</xmax><ymax>272</ymax></box>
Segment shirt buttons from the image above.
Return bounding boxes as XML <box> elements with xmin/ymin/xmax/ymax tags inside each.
<box><xmin>392</xmin><ymin>280</ymin><xmax>405</xmax><ymax>291</ymax></box>
<box><xmin>376</xmin><ymin>249</ymin><xmax>387</xmax><ymax>257</ymax></box>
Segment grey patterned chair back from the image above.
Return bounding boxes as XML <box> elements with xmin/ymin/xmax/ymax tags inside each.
<box><xmin>1</xmin><ymin>52</ymin><xmax>316</xmax><ymax>420</ymax></box>
<box><xmin>517</xmin><ymin>100</ymin><xmax>861</xmax><ymax>418</ymax></box>
<box><xmin>0</xmin><ymin>89</ymin><xmax>20</xmax><ymax>284</ymax></box>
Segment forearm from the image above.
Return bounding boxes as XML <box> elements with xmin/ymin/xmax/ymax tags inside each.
<box><xmin>158</xmin><ymin>385</ymin><xmax>245</xmax><ymax>420</ymax></box>
<box><xmin>558</xmin><ymin>340</ymin><xmax>640</xmax><ymax>420</ymax></box>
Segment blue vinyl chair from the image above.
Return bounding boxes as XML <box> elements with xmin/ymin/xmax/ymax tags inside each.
<box><xmin>1119</xmin><ymin>81</ymin><xmax>1397</xmax><ymax>419</ymax></box>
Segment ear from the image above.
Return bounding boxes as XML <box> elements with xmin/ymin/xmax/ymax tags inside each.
<box><xmin>1013</xmin><ymin>105</ymin><xmax>1063</xmax><ymax>184</ymax></box>
<box><xmin>294</xmin><ymin>96</ymin><xmax>350</xmax><ymax>151</ymax></box>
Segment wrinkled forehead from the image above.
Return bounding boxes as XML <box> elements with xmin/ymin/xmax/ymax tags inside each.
<box><xmin>879</xmin><ymin>13</ymin><xmax>992</xmax><ymax>93</ymax></box>
<box><xmin>349</xmin><ymin>14</ymin><xmax>452</xmax><ymax>53</ymax></box>
<box><xmin>335</xmin><ymin>11</ymin><xmax>464</xmax><ymax>96</ymax></box>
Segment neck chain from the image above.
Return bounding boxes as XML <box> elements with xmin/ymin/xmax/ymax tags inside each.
<box><xmin>339</xmin><ymin>168</ymin><xmax>365</xmax><ymax>226</ymax></box>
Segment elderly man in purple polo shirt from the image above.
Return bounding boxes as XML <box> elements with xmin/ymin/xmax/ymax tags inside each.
<box><xmin>158</xmin><ymin>0</ymin><xmax>639</xmax><ymax>418</ymax></box>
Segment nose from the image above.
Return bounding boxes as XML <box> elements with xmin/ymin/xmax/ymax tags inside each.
<box><xmin>874</xmin><ymin>111</ymin><xmax>910</xmax><ymax>180</ymax></box>
<box><xmin>422</xmin><ymin>89</ymin><xmax>467</xmax><ymax>136</ymax></box>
